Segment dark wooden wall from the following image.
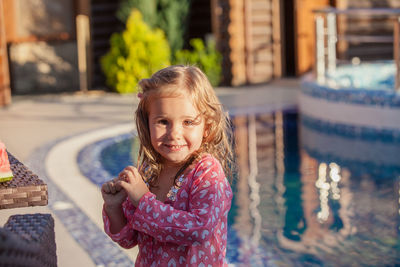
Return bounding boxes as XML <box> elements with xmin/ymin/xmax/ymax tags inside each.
<box><xmin>90</xmin><ymin>0</ymin><xmax>123</xmax><ymax>89</ymax></box>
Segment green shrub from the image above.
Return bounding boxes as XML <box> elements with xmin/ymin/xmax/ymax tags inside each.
<box><xmin>116</xmin><ymin>0</ymin><xmax>191</xmax><ymax>57</ymax></box>
<box><xmin>117</xmin><ymin>0</ymin><xmax>157</xmax><ymax>28</ymax></box>
<box><xmin>101</xmin><ymin>9</ymin><xmax>170</xmax><ymax>94</ymax></box>
<box><xmin>157</xmin><ymin>0</ymin><xmax>191</xmax><ymax>56</ymax></box>
<box><xmin>174</xmin><ymin>38</ymin><xmax>222</xmax><ymax>86</ymax></box>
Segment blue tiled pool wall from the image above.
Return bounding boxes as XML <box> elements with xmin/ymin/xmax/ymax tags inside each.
<box><xmin>302</xmin><ymin>79</ymin><xmax>400</xmax><ymax>107</ymax></box>
<box><xmin>300</xmin><ymin>115</ymin><xmax>400</xmax><ymax>178</ymax></box>
<box><xmin>301</xmin><ymin>62</ymin><xmax>400</xmax><ymax>108</ymax></box>
<box><xmin>301</xmin><ymin>61</ymin><xmax>400</xmax><ymax>146</ymax></box>
<box><xmin>301</xmin><ymin>114</ymin><xmax>400</xmax><ymax>143</ymax></box>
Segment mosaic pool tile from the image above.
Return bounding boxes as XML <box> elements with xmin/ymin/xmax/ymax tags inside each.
<box><xmin>301</xmin><ymin>114</ymin><xmax>400</xmax><ymax>143</ymax></box>
<box><xmin>26</xmin><ymin>133</ymin><xmax>134</xmax><ymax>266</ymax></box>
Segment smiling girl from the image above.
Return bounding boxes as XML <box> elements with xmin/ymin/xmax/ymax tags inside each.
<box><xmin>101</xmin><ymin>65</ymin><xmax>234</xmax><ymax>266</ymax></box>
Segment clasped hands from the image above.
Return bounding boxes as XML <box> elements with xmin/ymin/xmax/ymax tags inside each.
<box><xmin>101</xmin><ymin>166</ymin><xmax>149</xmax><ymax>208</ymax></box>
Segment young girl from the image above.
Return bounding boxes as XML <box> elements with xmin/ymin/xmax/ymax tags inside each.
<box><xmin>101</xmin><ymin>65</ymin><xmax>234</xmax><ymax>266</ymax></box>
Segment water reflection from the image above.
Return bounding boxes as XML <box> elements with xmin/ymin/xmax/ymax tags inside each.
<box><xmin>229</xmin><ymin>110</ymin><xmax>400</xmax><ymax>266</ymax></box>
<box><xmin>231</xmin><ymin>114</ymin><xmax>265</xmax><ymax>265</ymax></box>
<box><xmin>97</xmin><ymin>110</ymin><xmax>400</xmax><ymax>266</ymax></box>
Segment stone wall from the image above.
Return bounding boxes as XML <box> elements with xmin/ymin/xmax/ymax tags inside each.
<box><xmin>7</xmin><ymin>0</ymin><xmax>78</xmax><ymax>94</ymax></box>
<box><xmin>9</xmin><ymin>41</ymin><xmax>79</xmax><ymax>94</ymax></box>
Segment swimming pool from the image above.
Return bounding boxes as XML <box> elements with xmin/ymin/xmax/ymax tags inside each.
<box><xmin>300</xmin><ymin>62</ymin><xmax>400</xmax><ymax>138</ymax></box>
<box><xmin>82</xmin><ymin>108</ymin><xmax>400</xmax><ymax>266</ymax></box>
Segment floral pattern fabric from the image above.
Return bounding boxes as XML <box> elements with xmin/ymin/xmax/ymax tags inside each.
<box><xmin>103</xmin><ymin>154</ymin><xmax>232</xmax><ymax>267</ymax></box>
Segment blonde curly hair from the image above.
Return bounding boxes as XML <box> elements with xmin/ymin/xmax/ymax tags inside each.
<box><xmin>135</xmin><ymin>65</ymin><xmax>234</xmax><ymax>186</ymax></box>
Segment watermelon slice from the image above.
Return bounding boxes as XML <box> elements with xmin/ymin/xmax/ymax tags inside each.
<box><xmin>0</xmin><ymin>142</ymin><xmax>13</xmax><ymax>182</ymax></box>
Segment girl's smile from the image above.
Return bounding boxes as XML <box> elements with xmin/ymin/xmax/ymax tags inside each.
<box><xmin>148</xmin><ymin>92</ymin><xmax>205</xmax><ymax>167</ymax></box>
<box><xmin>163</xmin><ymin>144</ymin><xmax>186</xmax><ymax>151</ymax></box>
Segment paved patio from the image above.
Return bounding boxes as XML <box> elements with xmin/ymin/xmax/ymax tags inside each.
<box><xmin>0</xmin><ymin>79</ymin><xmax>299</xmax><ymax>267</ymax></box>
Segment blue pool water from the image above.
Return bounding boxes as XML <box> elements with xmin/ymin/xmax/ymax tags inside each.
<box><xmin>92</xmin><ymin>109</ymin><xmax>400</xmax><ymax>266</ymax></box>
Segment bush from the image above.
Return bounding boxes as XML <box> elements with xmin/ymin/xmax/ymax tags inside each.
<box><xmin>101</xmin><ymin>9</ymin><xmax>170</xmax><ymax>94</ymax></box>
<box><xmin>157</xmin><ymin>0</ymin><xmax>191</xmax><ymax>56</ymax></box>
<box><xmin>116</xmin><ymin>0</ymin><xmax>191</xmax><ymax>57</ymax></box>
<box><xmin>174</xmin><ymin>38</ymin><xmax>222</xmax><ymax>86</ymax></box>
<box><xmin>117</xmin><ymin>0</ymin><xmax>157</xmax><ymax>28</ymax></box>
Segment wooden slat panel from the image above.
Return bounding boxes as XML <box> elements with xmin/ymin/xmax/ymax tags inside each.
<box><xmin>251</xmin><ymin>26</ymin><xmax>272</xmax><ymax>36</ymax></box>
<box><xmin>251</xmin><ymin>2</ymin><xmax>271</xmax><ymax>11</ymax></box>
<box><xmin>272</xmin><ymin>0</ymin><xmax>282</xmax><ymax>77</ymax></box>
<box><xmin>253</xmin><ymin>51</ymin><xmax>273</xmax><ymax>62</ymax></box>
<box><xmin>245</xmin><ymin>0</ymin><xmax>274</xmax><ymax>84</ymax></box>
<box><xmin>0</xmin><ymin>0</ymin><xmax>11</xmax><ymax>106</ymax></box>
<box><xmin>251</xmin><ymin>14</ymin><xmax>272</xmax><ymax>23</ymax></box>
<box><xmin>229</xmin><ymin>0</ymin><xmax>247</xmax><ymax>86</ymax></box>
<box><xmin>252</xmin><ymin>0</ymin><xmax>271</xmax><ymax>6</ymax></box>
<box><xmin>251</xmin><ymin>37</ymin><xmax>272</xmax><ymax>48</ymax></box>
<box><xmin>336</xmin><ymin>0</ymin><xmax>400</xmax><ymax>61</ymax></box>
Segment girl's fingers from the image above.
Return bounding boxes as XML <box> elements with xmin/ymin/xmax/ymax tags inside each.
<box><xmin>117</xmin><ymin>172</ymin><xmax>126</xmax><ymax>181</ymax></box>
<box><xmin>101</xmin><ymin>182</ymin><xmax>111</xmax><ymax>194</ymax></box>
<box><xmin>109</xmin><ymin>181</ymin><xmax>117</xmax><ymax>194</ymax></box>
<box><xmin>120</xmin><ymin>166</ymin><xmax>138</xmax><ymax>183</ymax></box>
<box><xmin>114</xmin><ymin>180</ymin><xmax>123</xmax><ymax>191</ymax></box>
<box><xmin>125</xmin><ymin>166</ymin><xmax>139</xmax><ymax>175</ymax></box>
<box><xmin>102</xmin><ymin>180</ymin><xmax>124</xmax><ymax>195</ymax></box>
<box><xmin>127</xmin><ymin>166</ymin><xmax>140</xmax><ymax>179</ymax></box>
<box><xmin>118</xmin><ymin>180</ymin><xmax>128</xmax><ymax>191</ymax></box>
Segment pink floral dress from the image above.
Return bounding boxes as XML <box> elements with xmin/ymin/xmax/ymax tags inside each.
<box><xmin>103</xmin><ymin>154</ymin><xmax>233</xmax><ymax>267</ymax></box>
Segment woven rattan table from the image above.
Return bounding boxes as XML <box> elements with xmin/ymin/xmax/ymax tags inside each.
<box><xmin>0</xmin><ymin>152</ymin><xmax>48</xmax><ymax>209</ymax></box>
<box><xmin>0</xmin><ymin>151</ymin><xmax>56</xmax><ymax>266</ymax></box>
<box><xmin>0</xmin><ymin>213</ymin><xmax>57</xmax><ymax>267</ymax></box>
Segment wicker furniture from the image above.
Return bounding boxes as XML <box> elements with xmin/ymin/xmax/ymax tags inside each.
<box><xmin>0</xmin><ymin>214</ymin><xmax>57</xmax><ymax>267</ymax></box>
<box><xmin>0</xmin><ymin>152</ymin><xmax>48</xmax><ymax>209</ymax></box>
<box><xmin>0</xmin><ymin>151</ymin><xmax>56</xmax><ymax>266</ymax></box>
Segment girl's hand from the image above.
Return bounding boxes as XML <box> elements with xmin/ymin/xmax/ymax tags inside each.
<box><xmin>101</xmin><ymin>177</ymin><xmax>127</xmax><ymax>211</ymax></box>
<box><xmin>119</xmin><ymin>166</ymin><xmax>149</xmax><ymax>207</ymax></box>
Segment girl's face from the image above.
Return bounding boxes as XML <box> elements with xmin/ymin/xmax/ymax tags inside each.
<box><xmin>148</xmin><ymin>91</ymin><xmax>205</xmax><ymax>167</ymax></box>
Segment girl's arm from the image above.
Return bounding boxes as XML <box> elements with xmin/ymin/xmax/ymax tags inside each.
<box><xmin>104</xmin><ymin>203</ymin><xmax>127</xmax><ymax>234</ymax></box>
<box><xmin>103</xmin><ymin>197</ymin><xmax>139</xmax><ymax>248</ymax></box>
<box><xmin>129</xmin><ymin>157</ymin><xmax>232</xmax><ymax>245</ymax></box>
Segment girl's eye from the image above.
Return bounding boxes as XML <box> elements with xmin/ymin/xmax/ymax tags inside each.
<box><xmin>183</xmin><ymin>120</ymin><xmax>194</xmax><ymax>126</ymax></box>
<box><xmin>157</xmin><ymin>119</ymin><xmax>168</xmax><ymax>125</ymax></box>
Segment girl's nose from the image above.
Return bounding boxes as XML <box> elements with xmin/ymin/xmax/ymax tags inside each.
<box><xmin>169</xmin><ymin>124</ymin><xmax>182</xmax><ymax>139</ymax></box>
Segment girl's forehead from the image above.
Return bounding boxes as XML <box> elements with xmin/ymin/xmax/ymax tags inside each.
<box><xmin>156</xmin><ymin>86</ymin><xmax>190</xmax><ymax>97</ymax></box>
<box><xmin>148</xmin><ymin>93</ymin><xmax>202</xmax><ymax>116</ymax></box>
<box><xmin>148</xmin><ymin>87</ymin><xmax>194</xmax><ymax>103</ymax></box>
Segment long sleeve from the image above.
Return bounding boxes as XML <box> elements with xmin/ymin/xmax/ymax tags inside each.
<box><xmin>103</xmin><ymin>196</ymin><xmax>139</xmax><ymax>249</ymax></box>
<box><xmin>129</xmin><ymin>156</ymin><xmax>232</xmax><ymax>245</ymax></box>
